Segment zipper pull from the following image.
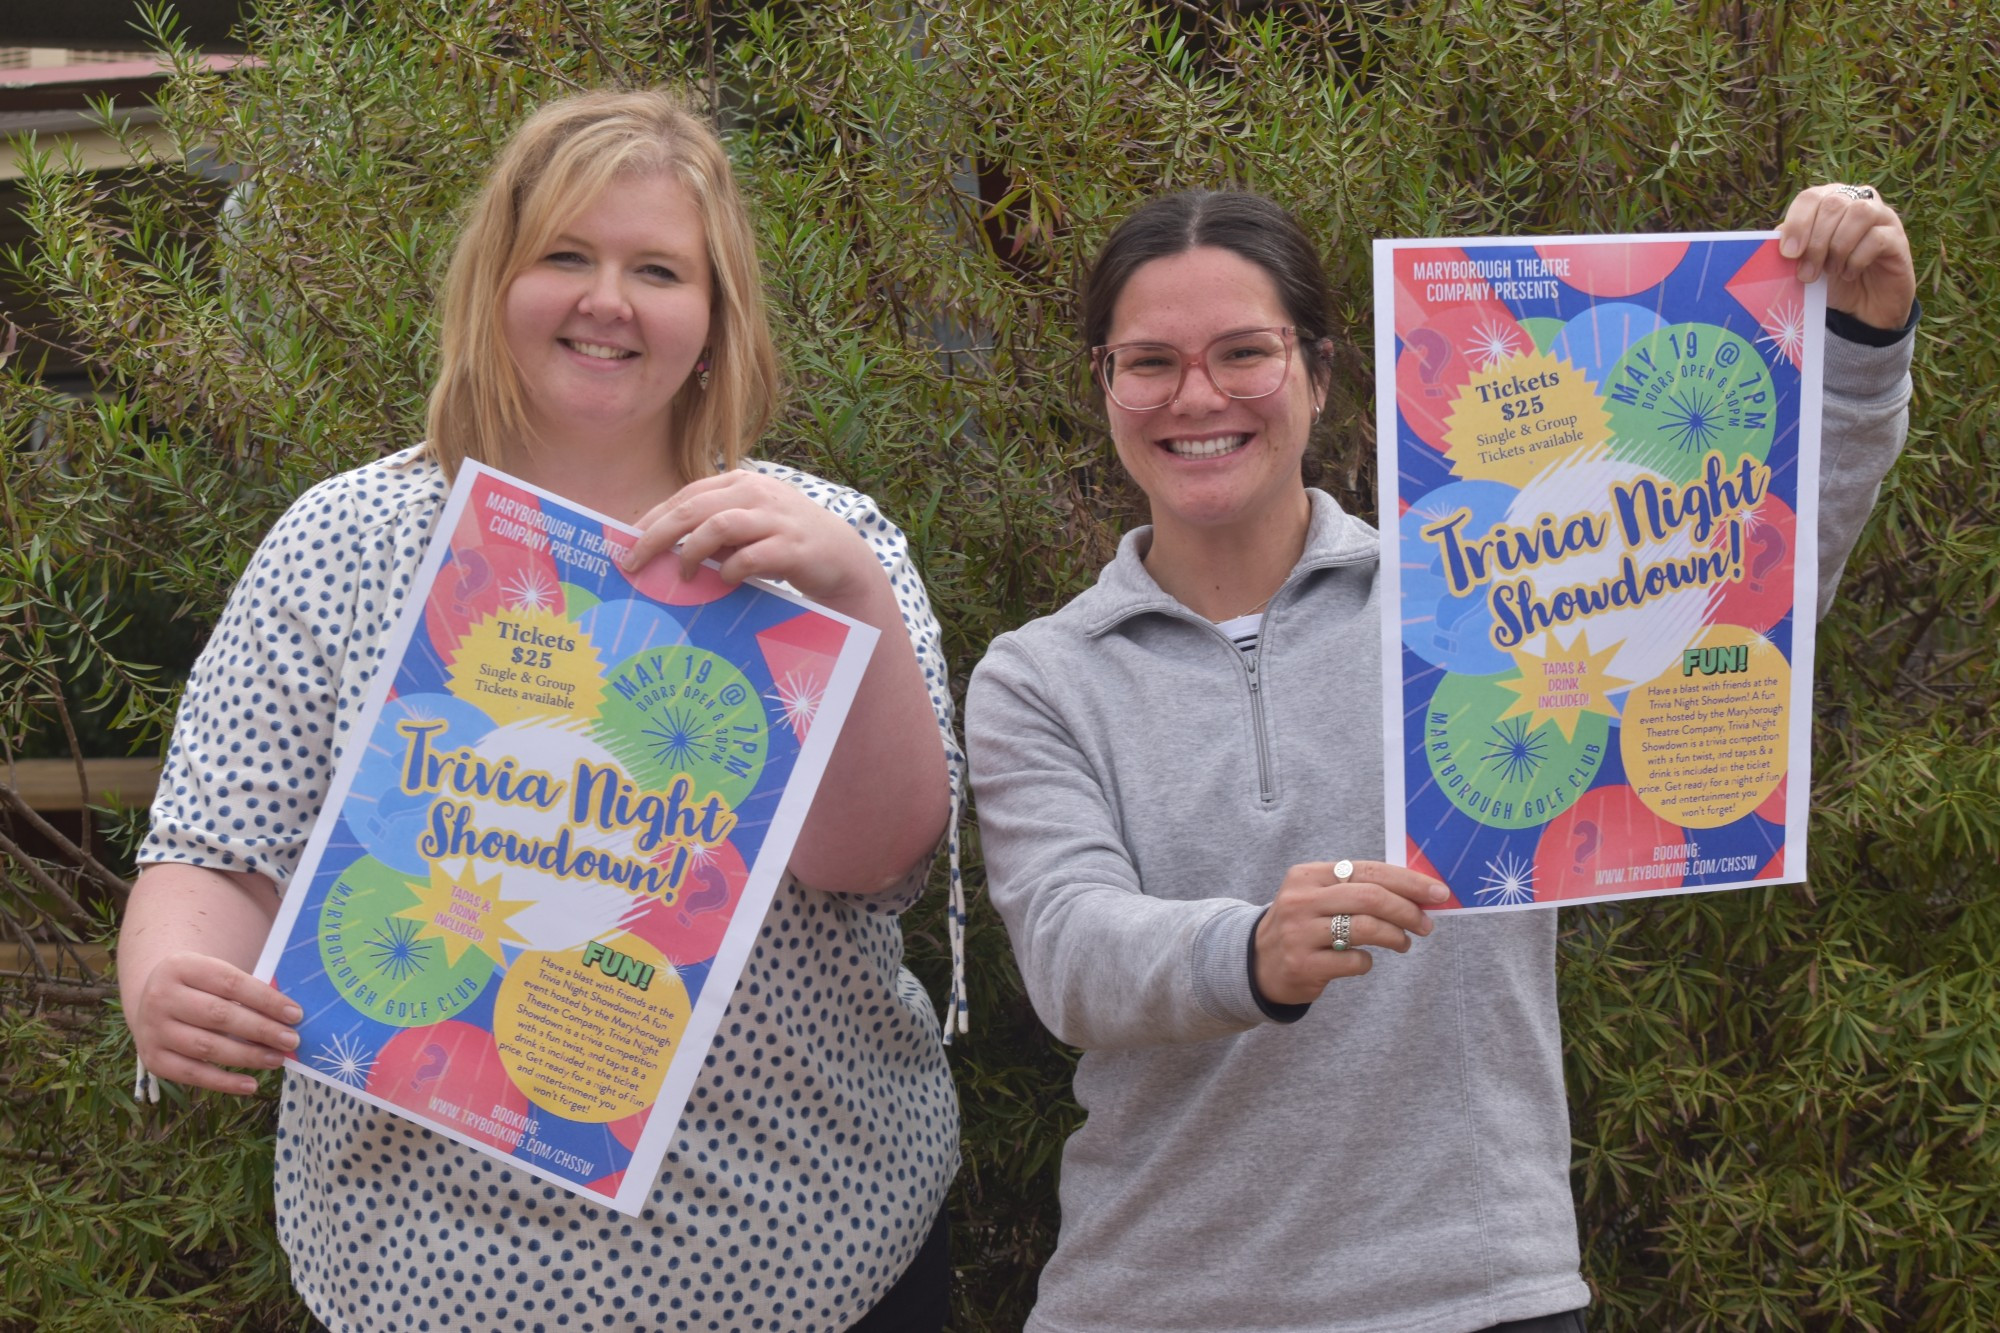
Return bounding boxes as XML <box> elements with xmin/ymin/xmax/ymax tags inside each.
<box><xmin>1245</xmin><ymin>655</ymin><xmax>1260</xmax><ymax>691</ymax></box>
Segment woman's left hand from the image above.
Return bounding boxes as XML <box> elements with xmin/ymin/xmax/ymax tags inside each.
<box><xmin>1778</xmin><ymin>184</ymin><xmax>1916</xmax><ymax>332</ymax></box>
<box><xmin>621</xmin><ymin>471</ymin><xmax>883</xmax><ymax>609</ymax></box>
<box><xmin>620</xmin><ymin>468</ymin><xmax>950</xmax><ymax>895</ymax></box>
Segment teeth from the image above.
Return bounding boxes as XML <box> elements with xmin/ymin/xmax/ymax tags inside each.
<box><xmin>1163</xmin><ymin>435</ymin><xmax>1249</xmax><ymax>459</ymax></box>
<box><xmin>567</xmin><ymin>340</ymin><xmax>633</xmax><ymax>360</ymax></box>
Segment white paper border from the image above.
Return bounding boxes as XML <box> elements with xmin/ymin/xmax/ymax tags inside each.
<box><xmin>1373</xmin><ymin>231</ymin><xmax>1825</xmax><ymax>908</ymax></box>
<box><xmin>254</xmin><ymin>461</ymin><xmax>878</xmax><ymax>1213</ymax></box>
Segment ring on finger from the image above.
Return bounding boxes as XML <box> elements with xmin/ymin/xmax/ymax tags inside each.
<box><xmin>1330</xmin><ymin>914</ymin><xmax>1353</xmax><ymax>952</ymax></box>
<box><xmin>1835</xmin><ymin>184</ymin><xmax>1876</xmax><ymax>201</ymax></box>
<box><xmin>1333</xmin><ymin>859</ymin><xmax>1354</xmax><ymax>883</ymax></box>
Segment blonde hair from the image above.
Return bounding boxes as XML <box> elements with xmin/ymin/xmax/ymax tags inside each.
<box><xmin>425</xmin><ymin>87</ymin><xmax>779</xmax><ymax>482</ymax></box>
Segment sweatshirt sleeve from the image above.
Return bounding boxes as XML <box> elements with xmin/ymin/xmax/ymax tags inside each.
<box><xmin>1815</xmin><ymin>316</ymin><xmax>1915</xmax><ymax>620</ymax></box>
<box><xmin>967</xmin><ymin>633</ymin><xmax>1269</xmax><ymax>1051</ymax></box>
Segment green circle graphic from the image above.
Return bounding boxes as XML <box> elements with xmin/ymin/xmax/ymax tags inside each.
<box><xmin>1518</xmin><ymin>316</ymin><xmax>1567</xmax><ymax>354</ymax></box>
<box><xmin>1604</xmin><ymin>322</ymin><xmax>1776</xmax><ymax>484</ymax></box>
<box><xmin>1424</xmin><ymin>672</ymin><xmax>1610</xmax><ymax>830</ymax></box>
<box><xmin>594</xmin><ymin>645</ymin><xmax>768</xmax><ymax>808</ymax></box>
<box><xmin>317</xmin><ymin>855</ymin><xmax>498</xmax><ymax>1028</ymax></box>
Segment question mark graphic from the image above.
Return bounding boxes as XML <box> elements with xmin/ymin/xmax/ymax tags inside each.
<box><xmin>411</xmin><ymin>1043</ymin><xmax>448</xmax><ymax>1091</ymax></box>
<box><xmin>448</xmin><ymin>549</ymin><xmax>494</xmax><ymax>621</ymax></box>
<box><xmin>1406</xmin><ymin>329</ymin><xmax>1453</xmax><ymax>399</ymax></box>
<box><xmin>676</xmin><ymin>861</ymin><xmax>733</xmax><ymax>929</ymax></box>
<box><xmin>1570</xmin><ymin>821</ymin><xmax>1601</xmax><ymax>871</ymax></box>
<box><xmin>1747</xmin><ymin>528</ymin><xmax>1786</xmax><ymax>592</ymax></box>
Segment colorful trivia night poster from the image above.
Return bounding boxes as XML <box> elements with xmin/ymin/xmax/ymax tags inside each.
<box><xmin>252</xmin><ymin>461</ymin><xmax>876</xmax><ymax>1214</ymax></box>
<box><xmin>1373</xmin><ymin>233</ymin><xmax>1825</xmax><ymax>910</ymax></box>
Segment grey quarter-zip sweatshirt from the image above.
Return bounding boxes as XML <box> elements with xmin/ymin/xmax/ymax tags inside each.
<box><xmin>966</xmin><ymin>325</ymin><xmax>1913</xmax><ymax>1333</ymax></box>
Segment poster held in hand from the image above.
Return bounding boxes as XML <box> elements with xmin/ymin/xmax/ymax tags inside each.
<box><xmin>251</xmin><ymin>461</ymin><xmax>877</xmax><ymax>1215</ymax></box>
<box><xmin>1374</xmin><ymin>232</ymin><xmax>1824</xmax><ymax>910</ymax></box>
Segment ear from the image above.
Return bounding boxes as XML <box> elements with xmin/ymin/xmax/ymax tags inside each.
<box><xmin>1310</xmin><ymin>337</ymin><xmax>1336</xmax><ymax>415</ymax></box>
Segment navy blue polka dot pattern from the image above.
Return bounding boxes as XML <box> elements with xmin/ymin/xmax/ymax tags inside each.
<box><xmin>140</xmin><ymin>446</ymin><xmax>964</xmax><ymax>1333</ymax></box>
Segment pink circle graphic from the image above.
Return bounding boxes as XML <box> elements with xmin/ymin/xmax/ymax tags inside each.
<box><xmin>618</xmin><ymin>838</ymin><xmax>748</xmax><ymax>967</ymax></box>
<box><xmin>1534</xmin><ymin>242</ymin><xmax>1687</xmax><ymax>298</ymax></box>
<box><xmin>367</xmin><ymin>1020</ymin><xmax>531</xmax><ymax>1151</ymax></box>
<box><xmin>618</xmin><ymin>522</ymin><xmax>736</xmax><ymax>606</ymax></box>
<box><xmin>424</xmin><ymin>545</ymin><xmax>564</xmax><ymax>661</ymax></box>
<box><xmin>1397</xmin><ymin>305</ymin><xmax>1532</xmax><ymax>453</ymax></box>
<box><xmin>1535</xmin><ymin>784</ymin><xmax>1686</xmax><ymax>901</ymax></box>
<box><xmin>608</xmin><ymin>1106</ymin><xmax>652</xmax><ymax>1152</ymax></box>
<box><xmin>1754</xmin><ymin>775</ymin><xmax>1787</xmax><ymax>826</ymax></box>
<box><xmin>1404</xmin><ymin>837</ymin><xmax>1461</xmax><ymax>910</ymax></box>
<box><xmin>1709</xmin><ymin>493</ymin><xmax>1797</xmax><ymax>634</ymax></box>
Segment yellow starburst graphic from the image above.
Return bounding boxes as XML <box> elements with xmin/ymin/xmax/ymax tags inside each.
<box><xmin>1494</xmin><ymin>631</ymin><xmax>1627</xmax><ymax>741</ymax></box>
<box><xmin>446</xmin><ymin>606</ymin><xmax>604</xmax><ymax>724</ymax></box>
<box><xmin>1442</xmin><ymin>347</ymin><xmax>1612</xmax><ymax>486</ymax></box>
<box><xmin>393</xmin><ymin>861</ymin><xmax>531</xmax><ymax>968</ymax></box>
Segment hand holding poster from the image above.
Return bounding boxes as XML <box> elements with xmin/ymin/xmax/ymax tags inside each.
<box><xmin>1374</xmin><ymin>233</ymin><xmax>1825</xmax><ymax>909</ymax></box>
<box><xmin>251</xmin><ymin>461</ymin><xmax>876</xmax><ymax>1215</ymax></box>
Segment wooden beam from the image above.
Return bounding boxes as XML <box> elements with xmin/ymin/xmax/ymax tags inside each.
<box><xmin>0</xmin><ymin>938</ymin><xmax>113</xmax><ymax>981</ymax></box>
<box><xmin>3</xmin><ymin>758</ymin><xmax>160</xmax><ymax>811</ymax></box>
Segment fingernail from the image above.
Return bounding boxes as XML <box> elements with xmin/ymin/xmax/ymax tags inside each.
<box><xmin>1780</xmin><ymin>236</ymin><xmax>1801</xmax><ymax>258</ymax></box>
<box><xmin>283</xmin><ymin>1004</ymin><xmax>303</xmax><ymax>1023</ymax></box>
<box><xmin>1798</xmin><ymin>262</ymin><xmax>1818</xmax><ymax>282</ymax></box>
<box><xmin>1428</xmin><ymin>883</ymin><xmax>1449</xmax><ymax>902</ymax></box>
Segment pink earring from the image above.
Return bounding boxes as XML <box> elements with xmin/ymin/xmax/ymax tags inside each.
<box><xmin>695</xmin><ymin>356</ymin><xmax>711</xmax><ymax>390</ymax></box>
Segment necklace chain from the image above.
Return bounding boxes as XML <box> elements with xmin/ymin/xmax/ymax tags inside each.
<box><xmin>1234</xmin><ymin>591</ymin><xmax>1275</xmax><ymax>619</ymax></box>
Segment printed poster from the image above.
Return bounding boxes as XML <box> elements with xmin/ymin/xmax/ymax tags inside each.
<box><xmin>253</xmin><ymin>461</ymin><xmax>877</xmax><ymax>1215</ymax></box>
<box><xmin>1373</xmin><ymin>233</ymin><xmax>1825</xmax><ymax>910</ymax></box>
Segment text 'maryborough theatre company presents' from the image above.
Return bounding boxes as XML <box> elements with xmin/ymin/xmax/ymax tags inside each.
<box><xmin>1374</xmin><ymin>232</ymin><xmax>1825</xmax><ymax>911</ymax></box>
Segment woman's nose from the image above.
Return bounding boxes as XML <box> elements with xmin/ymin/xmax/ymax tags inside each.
<box><xmin>1169</xmin><ymin>360</ymin><xmax>1228</xmax><ymax>412</ymax></box>
<box><xmin>577</xmin><ymin>270</ymin><xmax>631</xmax><ymax>320</ymax></box>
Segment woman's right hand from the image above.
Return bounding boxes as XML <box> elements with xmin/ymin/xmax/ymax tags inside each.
<box><xmin>1253</xmin><ymin>860</ymin><xmax>1450</xmax><ymax>1006</ymax></box>
<box><xmin>129</xmin><ymin>951</ymin><xmax>302</xmax><ymax>1097</ymax></box>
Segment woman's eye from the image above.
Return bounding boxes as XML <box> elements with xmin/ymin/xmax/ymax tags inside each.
<box><xmin>545</xmin><ymin>250</ymin><xmax>587</xmax><ymax>266</ymax></box>
<box><xmin>640</xmin><ymin>263</ymin><xmax>679</xmax><ymax>281</ymax></box>
<box><xmin>1122</xmin><ymin>351</ymin><xmax>1177</xmax><ymax>375</ymax></box>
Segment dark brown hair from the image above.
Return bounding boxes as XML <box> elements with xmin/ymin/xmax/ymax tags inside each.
<box><xmin>1079</xmin><ymin>189</ymin><xmax>1358</xmax><ymax>493</ymax></box>
<box><xmin>1080</xmin><ymin>189</ymin><xmax>1334</xmax><ymax>392</ymax></box>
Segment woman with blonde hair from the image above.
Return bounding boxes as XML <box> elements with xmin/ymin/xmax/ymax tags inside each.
<box><xmin>119</xmin><ymin>87</ymin><xmax>961</xmax><ymax>1332</ymax></box>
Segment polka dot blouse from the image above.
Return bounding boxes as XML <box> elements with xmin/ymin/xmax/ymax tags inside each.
<box><xmin>140</xmin><ymin>446</ymin><xmax>965</xmax><ymax>1333</ymax></box>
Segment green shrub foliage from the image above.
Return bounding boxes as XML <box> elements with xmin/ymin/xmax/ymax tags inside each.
<box><xmin>3</xmin><ymin>2</ymin><xmax>1996</xmax><ymax>1328</ymax></box>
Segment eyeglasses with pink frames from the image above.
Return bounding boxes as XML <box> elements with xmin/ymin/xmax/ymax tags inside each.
<box><xmin>1091</xmin><ymin>326</ymin><xmax>1294</xmax><ymax>411</ymax></box>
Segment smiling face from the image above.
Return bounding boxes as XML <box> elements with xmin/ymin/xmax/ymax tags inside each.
<box><xmin>501</xmin><ymin>170</ymin><xmax>713</xmax><ymax>466</ymax></box>
<box><xmin>1104</xmin><ymin>245</ymin><xmax>1324</xmax><ymax>541</ymax></box>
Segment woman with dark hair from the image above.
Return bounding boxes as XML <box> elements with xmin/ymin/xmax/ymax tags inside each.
<box><xmin>966</xmin><ymin>185</ymin><xmax>1916</xmax><ymax>1332</ymax></box>
<box><xmin>119</xmin><ymin>87</ymin><xmax>960</xmax><ymax>1333</ymax></box>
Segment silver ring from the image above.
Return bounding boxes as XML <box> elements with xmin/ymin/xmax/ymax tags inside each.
<box><xmin>1333</xmin><ymin>859</ymin><xmax>1354</xmax><ymax>883</ymax></box>
<box><xmin>1330</xmin><ymin>914</ymin><xmax>1352</xmax><ymax>951</ymax></box>
<box><xmin>1835</xmin><ymin>184</ymin><xmax>1876</xmax><ymax>201</ymax></box>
